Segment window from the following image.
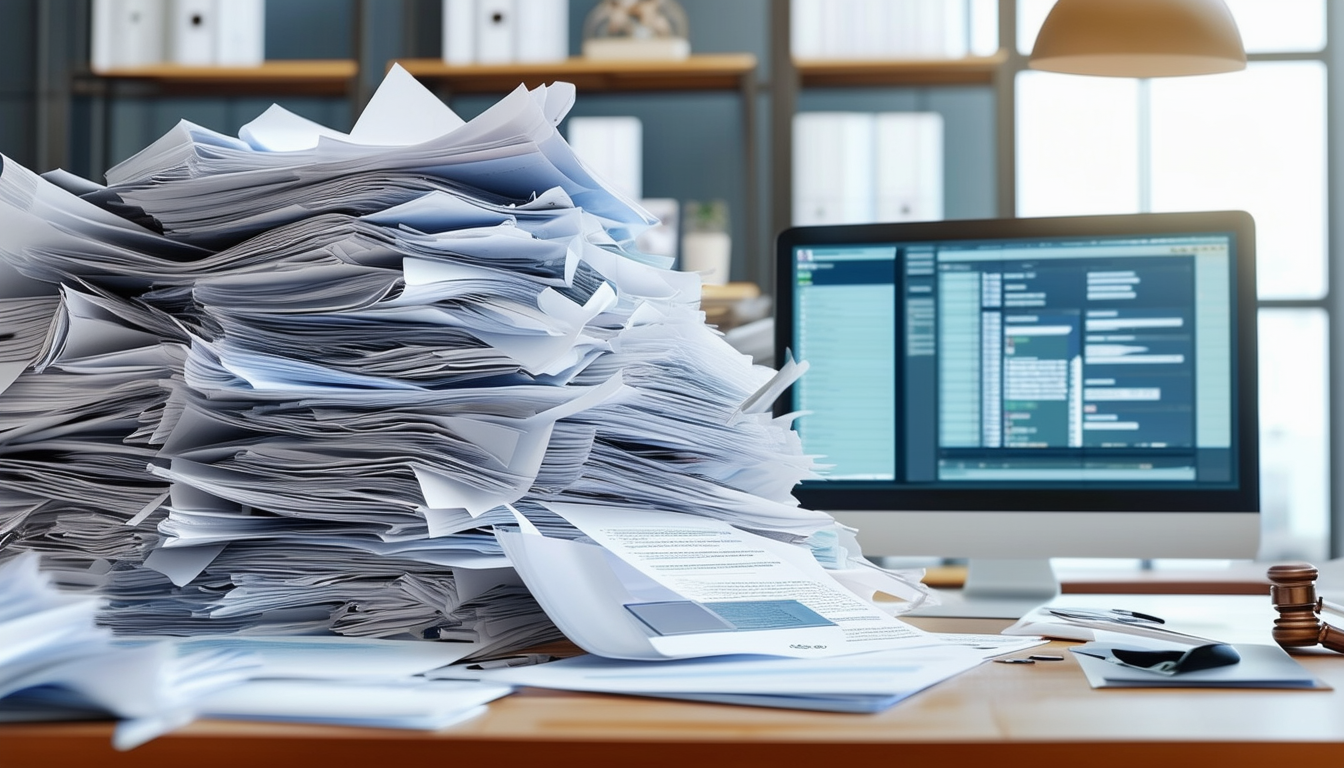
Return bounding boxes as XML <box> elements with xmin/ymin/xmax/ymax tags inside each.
<box><xmin>1014</xmin><ymin>0</ymin><xmax>1330</xmax><ymax>561</ymax></box>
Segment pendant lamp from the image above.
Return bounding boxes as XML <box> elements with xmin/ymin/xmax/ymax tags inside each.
<box><xmin>1028</xmin><ymin>0</ymin><xmax>1247</xmax><ymax>78</ymax></box>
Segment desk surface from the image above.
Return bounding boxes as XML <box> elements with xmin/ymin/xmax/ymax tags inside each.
<box><xmin>7</xmin><ymin>611</ymin><xmax>1344</xmax><ymax>768</ymax></box>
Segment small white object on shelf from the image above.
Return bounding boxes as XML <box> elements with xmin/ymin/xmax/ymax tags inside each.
<box><xmin>681</xmin><ymin>199</ymin><xmax>730</xmax><ymax>285</ymax></box>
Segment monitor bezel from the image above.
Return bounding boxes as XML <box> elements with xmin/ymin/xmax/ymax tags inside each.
<box><xmin>774</xmin><ymin>210</ymin><xmax>1259</xmax><ymax>517</ymax></box>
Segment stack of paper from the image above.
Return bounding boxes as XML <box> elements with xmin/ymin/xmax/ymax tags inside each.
<box><xmin>0</xmin><ymin>65</ymin><xmax>926</xmax><ymax>665</ymax></box>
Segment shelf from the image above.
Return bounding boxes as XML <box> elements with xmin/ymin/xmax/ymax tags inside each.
<box><xmin>394</xmin><ymin>54</ymin><xmax>758</xmax><ymax>93</ymax></box>
<box><xmin>796</xmin><ymin>51</ymin><xmax>1008</xmax><ymax>88</ymax></box>
<box><xmin>72</xmin><ymin>59</ymin><xmax>358</xmax><ymax>96</ymax></box>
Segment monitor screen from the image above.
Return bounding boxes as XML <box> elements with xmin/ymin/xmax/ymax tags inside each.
<box><xmin>775</xmin><ymin>212</ymin><xmax>1259</xmax><ymax>611</ymax></box>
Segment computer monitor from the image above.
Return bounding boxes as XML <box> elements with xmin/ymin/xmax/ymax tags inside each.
<box><xmin>775</xmin><ymin>211</ymin><xmax>1259</xmax><ymax>617</ymax></box>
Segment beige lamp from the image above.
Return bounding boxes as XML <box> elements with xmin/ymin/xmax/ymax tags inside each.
<box><xmin>1028</xmin><ymin>0</ymin><xmax>1247</xmax><ymax>78</ymax></box>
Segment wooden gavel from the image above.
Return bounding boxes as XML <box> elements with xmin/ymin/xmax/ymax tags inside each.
<box><xmin>1267</xmin><ymin>563</ymin><xmax>1344</xmax><ymax>653</ymax></box>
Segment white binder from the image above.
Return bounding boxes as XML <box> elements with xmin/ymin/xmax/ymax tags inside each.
<box><xmin>91</xmin><ymin>0</ymin><xmax>167</xmax><ymax>71</ymax></box>
<box><xmin>214</xmin><ymin>0</ymin><xmax>265</xmax><ymax>66</ymax></box>
<box><xmin>514</xmin><ymin>0</ymin><xmax>567</xmax><ymax>63</ymax></box>
<box><xmin>168</xmin><ymin>0</ymin><xmax>216</xmax><ymax>65</ymax></box>
<box><xmin>442</xmin><ymin>0</ymin><xmax>477</xmax><ymax>64</ymax></box>
<box><xmin>875</xmin><ymin>112</ymin><xmax>944</xmax><ymax>222</ymax></box>
<box><xmin>475</xmin><ymin>0</ymin><xmax>515</xmax><ymax>64</ymax></box>
<box><xmin>792</xmin><ymin>112</ymin><xmax>876</xmax><ymax>226</ymax></box>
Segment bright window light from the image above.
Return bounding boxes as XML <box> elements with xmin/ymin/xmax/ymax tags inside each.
<box><xmin>1223</xmin><ymin>0</ymin><xmax>1325</xmax><ymax>53</ymax></box>
<box><xmin>1150</xmin><ymin>62</ymin><xmax>1327</xmax><ymax>300</ymax></box>
<box><xmin>1015</xmin><ymin>71</ymin><xmax>1140</xmax><ymax>217</ymax></box>
<box><xmin>1257</xmin><ymin>309</ymin><xmax>1330</xmax><ymax>562</ymax></box>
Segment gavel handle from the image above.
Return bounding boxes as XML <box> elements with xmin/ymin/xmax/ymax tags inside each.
<box><xmin>1320</xmin><ymin>622</ymin><xmax>1344</xmax><ymax>654</ymax></box>
<box><xmin>1321</xmin><ymin>598</ymin><xmax>1344</xmax><ymax>619</ymax></box>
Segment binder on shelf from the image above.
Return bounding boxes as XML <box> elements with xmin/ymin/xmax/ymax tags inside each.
<box><xmin>789</xmin><ymin>0</ymin><xmax>824</xmax><ymax>59</ymax></box>
<box><xmin>942</xmin><ymin>0</ymin><xmax>970</xmax><ymax>60</ymax></box>
<box><xmin>476</xmin><ymin>0</ymin><xmax>516</xmax><ymax>64</ymax></box>
<box><xmin>442</xmin><ymin>0</ymin><xmax>476</xmax><ymax>65</ymax></box>
<box><xmin>853</xmin><ymin>0</ymin><xmax>887</xmax><ymax>59</ymax></box>
<box><xmin>792</xmin><ymin>112</ymin><xmax>875</xmax><ymax>226</ymax></box>
<box><xmin>514</xmin><ymin>0</ymin><xmax>568</xmax><ymax>63</ymax></box>
<box><xmin>91</xmin><ymin>0</ymin><xmax>167</xmax><ymax>71</ymax></box>
<box><xmin>566</xmin><ymin>116</ymin><xmax>642</xmax><ymax>202</ymax></box>
<box><xmin>789</xmin><ymin>0</ymin><xmax>973</xmax><ymax>60</ymax></box>
<box><xmin>214</xmin><ymin>0</ymin><xmax>265</xmax><ymax>67</ymax></box>
<box><xmin>792</xmin><ymin>111</ymin><xmax>944</xmax><ymax>226</ymax></box>
<box><xmin>875</xmin><ymin>112</ymin><xmax>943</xmax><ymax>222</ymax></box>
<box><xmin>168</xmin><ymin>0</ymin><xmax>216</xmax><ymax>66</ymax></box>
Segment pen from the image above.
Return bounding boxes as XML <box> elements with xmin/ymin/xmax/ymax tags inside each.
<box><xmin>1046</xmin><ymin>608</ymin><xmax>1165</xmax><ymax>625</ymax></box>
<box><xmin>1109</xmin><ymin>609</ymin><xmax>1164</xmax><ymax>624</ymax></box>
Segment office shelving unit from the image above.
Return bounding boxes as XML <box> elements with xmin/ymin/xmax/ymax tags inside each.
<box><xmin>396</xmin><ymin>53</ymin><xmax>756</xmax><ymax>93</ymax></box>
<box><xmin>40</xmin><ymin>0</ymin><xmax>1015</xmax><ymax>291</ymax></box>
<box><xmin>70</xmin><ymin>60</ymin><xmax>358</xmax><ymax>97</ymax></box>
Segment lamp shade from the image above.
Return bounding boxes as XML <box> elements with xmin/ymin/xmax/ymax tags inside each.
<box><xmin>1028</xmin><ymin>0</ymin><xmax>1247</xmax><ymax>78</ymax></box>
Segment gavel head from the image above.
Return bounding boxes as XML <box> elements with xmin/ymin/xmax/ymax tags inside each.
<box><xmin>1267</xmin><ymin>562</ymin><xmax>1324</xmax><ymax>648</ymax></box>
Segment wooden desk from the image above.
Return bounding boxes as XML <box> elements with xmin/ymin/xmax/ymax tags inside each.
<box><xmin>6</xmin><ymin>614</ymin><xmax>1344</xmax><ymax>768</ymax></box>
<box><xmin>921</xmin><ymin>562</ymin><xmax>1273</xmax><ymax>595</ymax></box>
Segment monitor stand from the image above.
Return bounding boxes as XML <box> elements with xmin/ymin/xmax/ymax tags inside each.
<box><xmin>907</xmin><ymin>558</ymin><xmax>1060</xmax><ymax>619</ymax></box>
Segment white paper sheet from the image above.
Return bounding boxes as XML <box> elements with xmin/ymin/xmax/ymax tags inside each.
<box><xmin>499</xmin><ymin>503</ymin><xmax>938</xmax><ymax>660</ymax></box>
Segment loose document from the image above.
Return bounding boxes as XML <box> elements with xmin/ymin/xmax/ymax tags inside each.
<box><xmin>445</xmin><ymin>645</ymin><xmax>1003</xmax><ymax>713</ymax></box>
<box><xmin>501</xmin><ymin>503</ymin><xmax>997</xmax><ymax>660</ymax></box>
<box><xmin>0</xmin><ymin>552</ymin><xmax>512</xmax><ymax>746</ymax></box>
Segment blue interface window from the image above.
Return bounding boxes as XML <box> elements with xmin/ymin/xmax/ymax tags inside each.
<box><xmin>791</xmin><ymin>233</ymin><xmax>1236</xmax><ymax>488</ymax></box>
<box><xmin>792</xmin><ymin>246</ymin><xmax>898</xmax><ymax>480</ymax></box>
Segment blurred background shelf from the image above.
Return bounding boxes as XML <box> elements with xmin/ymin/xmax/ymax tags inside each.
<box><xmin>395</xmin><ymin>53</ymin><xmax>757</xmax><ymax>93</ymax></box>
<box><xmin>72</xmin><ymin>59</ymin><xmax>358</xmax><ymax>96</ymax></box>
<box><xmin>795</xmin><ymin>51</ymin><xmax>1009</xmax><ymax>88</ymax></box>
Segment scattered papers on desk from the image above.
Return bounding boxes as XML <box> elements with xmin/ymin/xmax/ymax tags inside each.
<box><xmin>1070</xmin><ymin>642</ymin><xmax>1328</xmax><ymax>690</ymax></box>
<box><xmin>1002</xmin><ymin>593</ymin><xmax>1284</xmax><ymax>648</ymax></box>
<box><xmin>162</xmin><ymin>634</ymin><xmax>485</xmax><ymax>680</ymax></box>
<box><xmin>0</xmin><ymin>553</ymin><xmax>256</xmax><ymax>747</ymax></box>
<box><xmin>1003</xmin><ymin>604</ymin><xmax>1219</xmax><ymax>645</ymax></box>
<box><xmin>0</xmin><ymin>554</ymin><xmax>509</xmax><ymax>745</ymax></box>
<box><xmin>191</xmin><ymin>678</ymin><xmax>511</xmax><ymax>730</ymax></box>
<box><xmin>444</xmin><ymin>634</ymin><xmax>1046</xmax><ymax>713</ymax></box>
